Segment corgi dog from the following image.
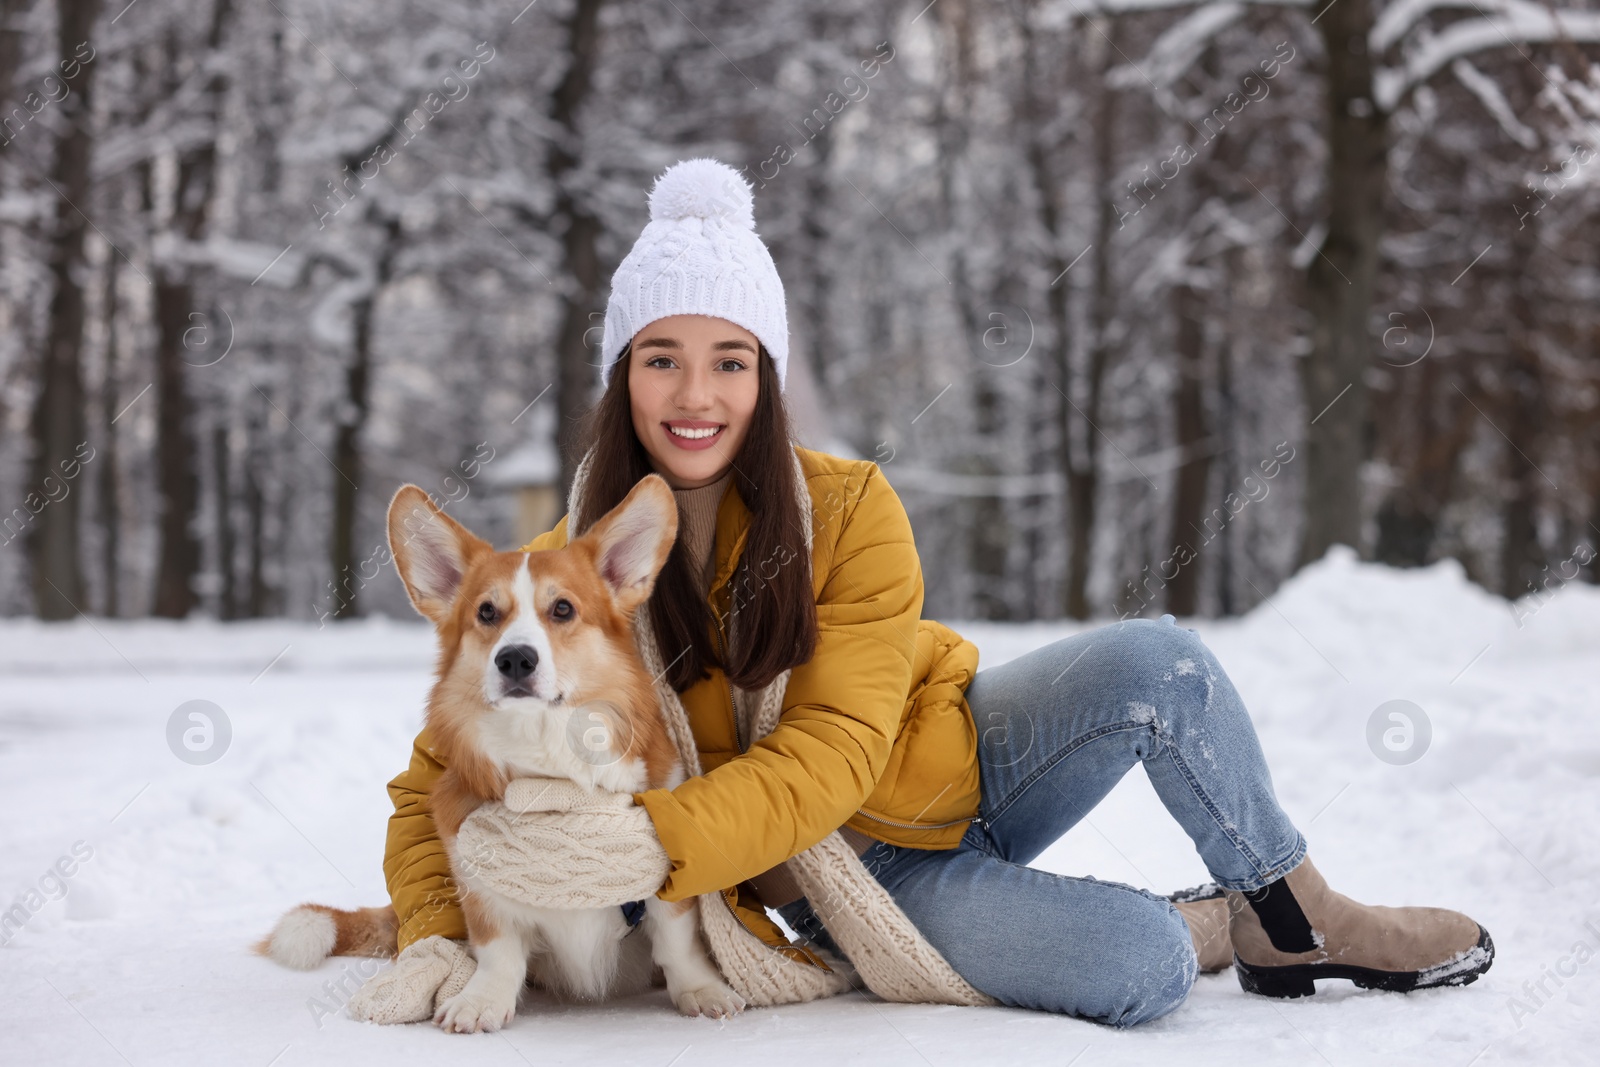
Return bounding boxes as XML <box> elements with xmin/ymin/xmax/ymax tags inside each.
<box><xmin>260</xmin><ymin>474</ymin><xmax>744</xmax><ymax>1032</ymax></box>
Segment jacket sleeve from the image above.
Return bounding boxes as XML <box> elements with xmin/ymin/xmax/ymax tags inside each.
<box><xmin>383</xmin><ymin>732</ymin><xmax>466</xmax><ymax>949</ymax></box>
<box><xmin>383</xmin><ymin>514</ymin><xmax>571</xmax><ymax>949</ymax></box>
<box><xmin>635</xmin><ymin>463</ymin><xmax>923</xmax><ymax>901</ymax></box>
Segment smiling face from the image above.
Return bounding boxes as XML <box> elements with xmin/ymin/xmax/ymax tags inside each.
<box><xmin>627</xmin><ymin>314</ymin><xmax>762</xmax><ymax>490</ymax></box>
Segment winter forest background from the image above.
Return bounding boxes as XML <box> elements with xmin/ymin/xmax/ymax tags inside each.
<box><xmin>5</xmin><ymin>0</ymin><xmax>1600</xmax><ymax>626</ymax></box>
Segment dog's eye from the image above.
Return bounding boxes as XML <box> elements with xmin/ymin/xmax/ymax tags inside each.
<box><xmin>477</xmin><ymin>601</ymin><xmax>499</xmax><ymax>624</ymax></box>
<box><xmin>551</xmin><ymin>598</ymin><xmax>573</xmax><ymax>621</ymax></box>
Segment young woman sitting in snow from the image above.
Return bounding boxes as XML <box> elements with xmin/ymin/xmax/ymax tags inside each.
<box><xmin>354</xmin><ymin>158</ymin><xmax>1493</xmax><ymax>1027</ymax></box>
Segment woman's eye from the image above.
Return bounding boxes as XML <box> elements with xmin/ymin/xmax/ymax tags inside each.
<box><xmin>477</xmin><ymin>602</ymin><xmax>498</xmax><ymax>624</ymax></box>
<box><xmin>551</xmin><ymin>598</ymin><xmax>574</xmax><ymax>621</ymax></box>
<box><xmin>643</xmin><ymin>356</ymin><xmax>746</xmax><ymax>371</ymax></box>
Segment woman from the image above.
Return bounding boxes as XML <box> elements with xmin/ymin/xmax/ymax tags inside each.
<box><xmin>373</xmin><ymin>158</ymin><xmax>1493</xmax><ymax>1027</ymax></box>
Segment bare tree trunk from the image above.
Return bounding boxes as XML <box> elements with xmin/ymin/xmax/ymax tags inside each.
<box><xmin>1165</xmin><ymin>282</ymin><xmax>1209</xmax><ymax>615</ymax></box>
<box><xmin>932</xmin><ymin>1</ymin><xmax>1010</xmax><ymax>618</ymax></box>
<box><xmin>213</xmin><ymin>422</ymin><xmax>237</xmax><ymax>619</ymax></box>
<box><xmin>245</xmin><ymin>388</ymin><xmax>271</xmax><ymax>616</ymax></box>
<box><xmin>0</xmin><ymin>0</ymin><xmax>22</xmax><ymax>127</ymax></box>
<box><xmin>1064</xmin><ymin>18</ymin><xmax>1120</xmax><ymax>619</ymax></box>
<box><xmin>330</xmin><ymin>212</ymin><xmax>400</xmax><ymax>618</ymax></box>
<box><xmin>0</xmin><ymin>0</ymin><xmax>24</xmax><ymax>216</ymax></box>
<box><xmin>1372</xmin><ymin>352</ymin><xmax>1476</xmax><ymax>567</ymax></box>
<box><xmin>1015</xmin><ymin>4</ymin><xmax>1077</xmax><ymax>621</ymax></box>
<box><xmin>0</xmin><ymin>0</ymin><xmax>25</xmax><ymax>216</ymax></box>
<box><xmin>274</xmin><ymin>384</ymin><xmax>297</xmax><ymax>618</ymax></box>
<box><xmin>798</xmin><ymin>132</ymin><xmax>836</xmax><ymax>406</ymax></box>
<box><xmin>1299</xmin><ymin>0</ymin><xmax>1386</xmax><ymax>566</ymax></box>
<box><xmin>0</xmin><ymin>0</ymin><xmax>24</xmax><ymax>455</ymax></box>
<box><xmin>1588</xmin><ymin>469</ymin><xmax>1600</xmax><ymax>585</ymax></box>
<box><xmin>1499</xmin><ymin>218</ymin><xmax>1546</xmax><ymax>597</ymax></box>
<box><xmin>549</xmin><ymin>0</ymin><xmax>606</xmax><ymax>498</ymax></box>
<box><xmin>1214</xmin><ymin>309</ymin><xmax>1237</xmax><ymax>616</ymax></box>
<box><xmin>152</xmin><ymin>0</ymin><xmax>234</xmax><ymax>618</ymax></box>
<box><xmin>27</xmin><ymin>0</ymin><xmax>101</xmax><ymax>619</ymax></box>
<box><xmin>1166</xmin><ymin>47</ymin><xmax>1231</xmax><ymax>617</ymax></box>
<box><xmin>98</xmin><ymin>249</ymin><xmax>121</xmax><ymax>616</ymax></box>
<box><xmin>151</xmin><ymin>280</ymin><xmax>201</xmax><ymax>617</ymax></box>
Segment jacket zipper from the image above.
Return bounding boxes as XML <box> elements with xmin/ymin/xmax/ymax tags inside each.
<box><xmin>851</xmin><ymin>807</ymin><xmax>973</xmax><ymax>831</ymax></box>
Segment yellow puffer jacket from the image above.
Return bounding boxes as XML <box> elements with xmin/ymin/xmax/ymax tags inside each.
<box><xmin>383</xmin><ymin>446</ymin><xmax>983</xmax><ymax>955</ymax></box>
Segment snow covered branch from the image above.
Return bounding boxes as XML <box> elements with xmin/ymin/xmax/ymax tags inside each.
<box><xmin>1063</xmin><ymin>0</ymin><xmax>1308</xmax><ymax>15</ymax></box>
<box><xmin>1450</xmin><ymin>57</ymin><xmax>1540</xmax><ymax>148</ymax></box>
<box><xmin>1375</xmin><ymin>7</ymin><xmax>1600</xmax><ymax>111</ymax></box>
<box><xmin>1107</xmin><ymin>3</ymin><xmax>1248</xmax><ymax>90</ymax></box>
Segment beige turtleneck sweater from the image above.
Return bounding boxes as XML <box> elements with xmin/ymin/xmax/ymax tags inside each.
<box><xmin>670</xmin><ymin>468</ymin><xmax>733</xmax><ymax>596</ymax></box>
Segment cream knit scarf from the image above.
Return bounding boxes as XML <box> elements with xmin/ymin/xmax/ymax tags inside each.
<box><xmin>571</xmin><ymin>447</ymin><xmax>994</xmax><ymax>1008</ymax></box>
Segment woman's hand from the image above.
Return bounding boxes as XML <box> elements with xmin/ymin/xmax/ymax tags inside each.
<box><xmin>452</xmin><ymin>778</ymin><xmax>671</xmax><ymax>909</ymax></box>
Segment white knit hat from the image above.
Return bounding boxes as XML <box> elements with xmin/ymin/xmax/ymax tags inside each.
<box><xmin>598</xmin><ymin>158</ymin><xmax>788</xmax><ymax>392</ymax></box>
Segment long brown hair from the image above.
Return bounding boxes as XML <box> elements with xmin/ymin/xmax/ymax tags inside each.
<box><xmin>569</xmin><ymin>342</ymin><xmax>818</xmax><ymax>694</ymax></box>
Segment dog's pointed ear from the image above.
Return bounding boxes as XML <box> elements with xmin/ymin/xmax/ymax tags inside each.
<box><xmin>576</xmin><ymin>473</ymin><xmax>679</xmax><ymax>616</ymax></box>
<box><xmin>387</xmin><ymin>485</ymin><xmax>492</xmax><ymax>624</ymax></box>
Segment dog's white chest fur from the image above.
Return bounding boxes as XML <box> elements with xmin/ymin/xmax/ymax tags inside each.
<box><xmin>474</xmin><ymin>701</ymin><xmax>656</xmax><ymax>794</ymax></box>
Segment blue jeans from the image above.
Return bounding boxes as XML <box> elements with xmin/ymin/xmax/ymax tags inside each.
<box><xmin>779</xmin><ymin>615</ymin><xmax>1306</xmax><ymax>1027</ymax></box>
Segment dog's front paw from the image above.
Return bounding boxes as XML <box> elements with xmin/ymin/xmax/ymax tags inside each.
<box><xmin>674</xmin><ymin>981</ymin><xmax>746</xmax><ymax>1019</ymax></box>
<box><xmin>434</xmin><ymin>989</ymin><xmax>517</xmax><ymax>1033</ymax></box>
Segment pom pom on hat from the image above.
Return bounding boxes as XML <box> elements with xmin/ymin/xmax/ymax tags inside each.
<box><xmin>599</xmin><ymin>158</ymin><xmax>789</xmax><ymax>392</ymax></box>
<box><xmin>647</xmin><ymin>158</ymin><xmax>756</xmax><ymax>230</ymax></box>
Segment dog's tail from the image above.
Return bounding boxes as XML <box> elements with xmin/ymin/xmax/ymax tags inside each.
<box><xmin>256</xmin><ymin>904</ymin><xmax>399</xmax><ymax>970</ymax></box>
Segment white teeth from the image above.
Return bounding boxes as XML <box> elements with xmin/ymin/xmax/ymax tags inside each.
<box><xmin>668</xmin><ymin>424</ymin><xmax>721</xmax><ymax>439</ymax></box>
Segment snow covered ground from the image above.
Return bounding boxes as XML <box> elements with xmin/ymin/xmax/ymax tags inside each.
<box><xmin>3</xmin><ymin>546</ymin><xmax>1597</xmax><ymax>1066</ymax></box>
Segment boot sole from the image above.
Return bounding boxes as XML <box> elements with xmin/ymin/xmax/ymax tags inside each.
<box><xmin>1235</xmin><ymin>924</ymin><xmax>1494</xmax><ymax>998</ymax></box>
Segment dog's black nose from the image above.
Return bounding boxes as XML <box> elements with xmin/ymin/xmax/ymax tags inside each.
<box><xmin>495</xmin><ymin>644</ymin><xmax>538</xmax><ymax>682</ymax></box>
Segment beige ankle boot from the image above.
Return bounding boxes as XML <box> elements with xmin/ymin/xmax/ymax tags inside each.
<box><xmin>1174</xmin><ymin>895</ymin><xmax>1234</xmax><ymax>973</ymax></box>
<box><xmin>1225</xmin><ymin>856</ymin><xmax>1493</xmax><ymax>998</ymax></box>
